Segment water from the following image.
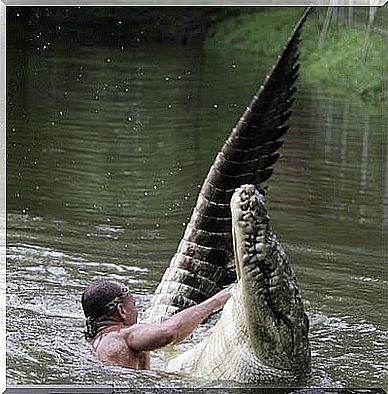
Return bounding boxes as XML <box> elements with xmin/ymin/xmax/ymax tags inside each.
<box><xmin>6</xmin><ymin>24</ymin><xmax>388</xmax><ymax>389</ymax></box>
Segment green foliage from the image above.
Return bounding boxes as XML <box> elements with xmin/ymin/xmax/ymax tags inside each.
<box><xmin>305</xmin><ymin>26</ymin><xmax>387</xmax><ymax>101</ymax></box>
<box><xmin>208</xmin><ymin>8</ymin><xmax>388</xmax><ymax>102</ymax></box>
<box><xmin>208</xmin><ymin>8</ymin><xmax>313</xmax><ymax>58</ymax></box>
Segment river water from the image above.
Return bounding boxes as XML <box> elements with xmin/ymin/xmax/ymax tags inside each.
<box><xmin>6</xmin><ymin>22</ymin><xmax>388</xmax><ymax>389</ymax></box>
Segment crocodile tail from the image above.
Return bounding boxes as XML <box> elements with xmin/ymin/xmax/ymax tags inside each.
<box><xmin>146</xmin><ymin>8</ymin><xmax>311</xmax><ymax>322</ymax></box>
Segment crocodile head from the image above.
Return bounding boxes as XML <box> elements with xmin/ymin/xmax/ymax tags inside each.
<box><xmin>231</xmin><ymin>184</ymin><xmax>310</xmax><ymax>372</ymax></box>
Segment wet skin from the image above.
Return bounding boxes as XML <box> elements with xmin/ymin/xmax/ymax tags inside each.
<box><xmin>90</xmin><ymin>288</ymin><xmax>232</xmax><ymax>370</ymax></box>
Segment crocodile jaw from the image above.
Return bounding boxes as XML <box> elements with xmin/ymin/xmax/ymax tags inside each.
<box><xmin>231</xmin><ymin>184</ymin><xmax>269</xmax><ymax>281</ymax></box>
<box><xmin>231</xmin><ymin>184</ymin><xmax>310</xmax><ymax>372</ymax></box>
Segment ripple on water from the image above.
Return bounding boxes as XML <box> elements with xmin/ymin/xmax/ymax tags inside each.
<box><xmin>308</xmin><ymin>312</ymin><xmax>388</xmax><ymax>386</ymax></box>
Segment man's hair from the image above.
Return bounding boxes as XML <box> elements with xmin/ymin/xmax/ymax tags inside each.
<box><xmin>81</xmin><ymin>278</ymin><xmax>129</xmax><ymax>339</ymax></box>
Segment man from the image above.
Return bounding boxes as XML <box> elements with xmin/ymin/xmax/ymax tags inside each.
<box><xmin>81</xmin><ymin>278</ymin><xmax>232</xmax><ymax>370</ymax></box>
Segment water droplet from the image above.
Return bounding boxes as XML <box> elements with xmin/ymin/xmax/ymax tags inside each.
<box><xmin>168</xmin><ymin>104</ymin><xmax>172</xmax><ymax>108</ymax></box>
<box><xmin>125</xmin><ymin>88</ymin><xmax>129</xmax><ymax>92</ymax></box>
<box><xmin>144</xmin><ymin>191</ymin><xmax>149</xmax><ymax>196</ymax></box>
<box><xmin>124</xmin><ymin>244</ymin><xmax>128</xmax><ymax>248</ymax></box>
<box><xmin>165</xmin><ymin>77</ymin><xmax>170</xmax><ymax>81</ymax></box>
<box><xmin>121</xmin><ymin>46</ymin><xmax>124</xmax><ymax>51</ymax></box>
<box><xmin>107</xmin><ymin>218</ymin><xmax>111</xmax><ymax>222</ymax></box>
<box><xmin>232</xmin><ymin>63</ymin><xmax>236</xmax><ymax>69</ymax></box>
<box><xmin>118</xmin><ymin>20</ymin><xmax>122</xmax><ymax>25</ymax></box>
<box><xmin>176</xmin><ymin>202</ymin><xmax>180</xmax><ymax>207</ymax></box>
<box><xmin>59</xmin><ymin>111</ymin><xmax>64</xmax><ymax>116</ymax></box>
<box><xmin>213</xmin><ymin>104</ymin><xmax>218</xmax><ymax>108</ymax></box>
<box><xmin>11</xmin><ymin>127</ymin><xmax>16</xmax><ymax>132</ymax></box>
<box><xmin>153</xmin><ymin>185</ymin><xmax>157</xmax><ymax>190</ymax></box>
<box><xmin>107</xmin><ymin>171</ymin><xmax>111</xmax><ymax>176</ymax></box>
<box><xmin>127</xmin><ymin>117</ymin><xmax>132</xmax><ymax>122</ymax></box>
<box><xmin>182</xmin><ymin>222</ymin><xmax>186</xmax><ymax>227</ymax></box>
<box><xmin>51</xmin><ymin>121</ymin><xmax>55</xmax><ymax>126</ymax></box>
<box><xmin>155</xmin><ymin>223</ymin><xmax>160</xmax><ymax>228</ymax></box>
<box><xmin>95</xmin><ymin>95</ymin><xmax>99</xmax><ymax>100</ymax></box>
<box><xmin>16</xmin><ymin>192</ymin><xmax>21</xmax><ymax>198</ymax></box>
<box><xmin>35</xmin><ymin>185</ymin><xmax>40</xmax><ymax>190</ymax></box>
<box><xmin>106</xmin><ymin>58</ymin><xmax>111</xmax><ymax>63</ymax></box>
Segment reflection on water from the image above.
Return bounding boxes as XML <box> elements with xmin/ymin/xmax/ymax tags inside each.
<box><xmin>6</xmin><ymin>21</ymin><xmax>388</xmax><ymax>389</ymax></box>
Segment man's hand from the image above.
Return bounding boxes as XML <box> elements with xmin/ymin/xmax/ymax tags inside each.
<box><xmin>207</xmin><ymin>286</ymin><xmax>234</xmax><ymax>313</ymax></box>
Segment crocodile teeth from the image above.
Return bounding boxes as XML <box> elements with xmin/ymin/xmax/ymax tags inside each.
<box><xmin>248</xmin><ymin>245</ymin><xmax>256</xmax><ymax>254</ymax></box>
<box><xmin>242</xmin><ymin>254</ymin><xmax>250</xmax><ymax>263</ymax></box>
<box><xmin>257</xmin><ymin>252</ymin><xmax>267</xmax><ymax>261</ymax></box>
<box><xmin>250</xmin><ymin>198</ymin><xmax>258</xmax><ymax>210</ymax></box>
<box><xmin>243</xmin><ymin>213</ymin><xmax>253</xmax><ymax>221</ymax></box>
<box><xmin>249</xmin><ymin>254</ymin><xmax>258</xmax><ymax>263</ymax></box>
<box><xmin>255</xmin><ymin>243</ymin><xmax>265</xmax><ymax>253</ymax></box>
<box><xmin>256</xmin><ymin>234</ymin><xmax>264</xmax><ymax>241</ymax></box>
<box><xmin>240</xmin><ymin>201</ymin><xmax>249</xmax><ymax>210</ymax></box>
<box><xmin>241</xmin><ymin>222</ymin><xmax>254</xmax><ymax>233</ymax></box>
<box><xmin>256</xmin><ymin>272</ymin><xmax>265</xmax><ymax>281</ymax></box>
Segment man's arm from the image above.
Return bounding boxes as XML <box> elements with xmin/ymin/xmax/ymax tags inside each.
<box><xmin>126</xmin><ymin>287</ymin><xmax>232</xmax><ymax>352</ymax></box>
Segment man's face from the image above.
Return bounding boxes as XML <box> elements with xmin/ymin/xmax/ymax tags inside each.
<box><xmin>120</xmin><ymin>293</ymin><xmax>138</xmax><ymax>326</ymax></box>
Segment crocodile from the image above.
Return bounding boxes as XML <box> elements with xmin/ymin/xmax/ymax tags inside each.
<box><xmin>166</xmin><ymin>184</ymin><xmax>310</xmax><ymax>382</ymax></box>
<box><xmin>146</xmin><ymin>8</ymin><xmax>311</xmax><ymax>383</ymax></box>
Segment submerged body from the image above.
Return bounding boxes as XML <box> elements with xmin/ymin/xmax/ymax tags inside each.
<box><xmin>166</xmin><ymin>185</ymin><xmax>310</xmax><ymax>382</ymax></box>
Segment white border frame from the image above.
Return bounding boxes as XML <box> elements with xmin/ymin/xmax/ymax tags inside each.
<box><xmin>1</xmin><ymin>3</ymin><xmax>387</xmax><ymax>393</ymax></box>
<box><xmin>1</xmin><ymin>1</ymin><xmax>6</xmax><ymax>393</ymax></box>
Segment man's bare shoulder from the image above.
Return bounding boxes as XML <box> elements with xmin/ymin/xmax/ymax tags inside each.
<box><xmin>92</xmin><ymin>323</ymin><xmax>158</xmax><ymax>345</ymax></box>
<box><xmin>91</xmin><ymin>325</ymin><xmax>150</xmax><ymax>369</ymax></box>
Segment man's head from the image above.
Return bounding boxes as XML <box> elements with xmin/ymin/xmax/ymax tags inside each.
<box><xmin>81</xmin><ymin>278</ymin><xmax>138</xmax><ymax>338</ymax></box>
